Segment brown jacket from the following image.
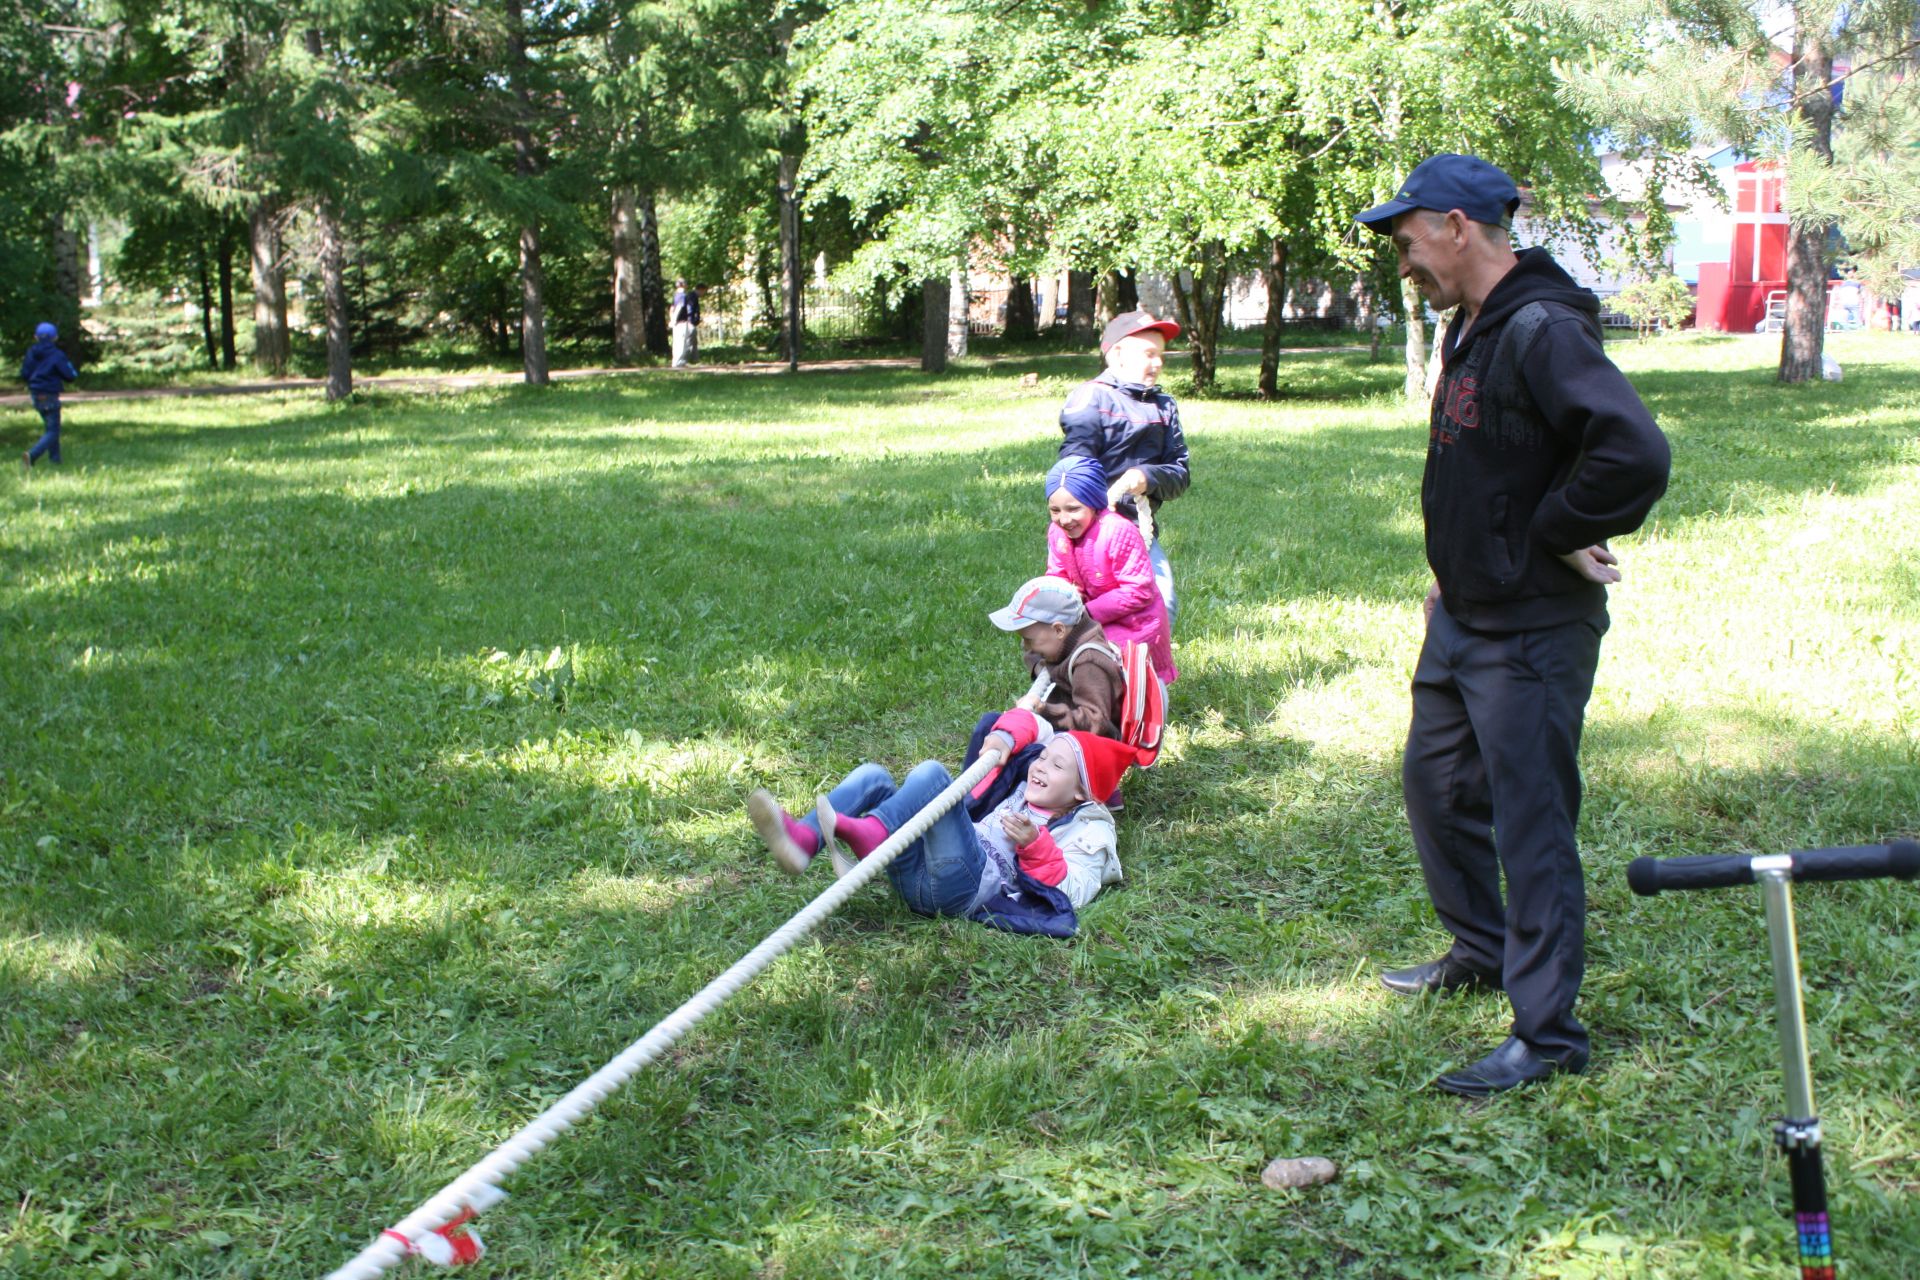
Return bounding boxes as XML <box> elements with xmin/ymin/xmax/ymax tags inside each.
<box><xmin>1025</xmin><ymin>616</ymin><xmax>1124</xmax><ymax>738</ymax></box>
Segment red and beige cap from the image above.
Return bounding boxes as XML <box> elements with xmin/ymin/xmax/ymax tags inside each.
<box><xmin>989</xmin><ymin>576</ymin><xmax>1086</xmax><ymax>631</ymax></box>
<box><xmin>1099</xmin><ymin>309</ymin><xmax>1181</xmax><ymax>354</ymax></box>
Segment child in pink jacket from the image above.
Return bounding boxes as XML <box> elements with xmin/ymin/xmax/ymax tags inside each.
<box><xmin>1044</xmin><ymin>455</ymin><xmax>1176</xmax><ymax>684</ymax></box>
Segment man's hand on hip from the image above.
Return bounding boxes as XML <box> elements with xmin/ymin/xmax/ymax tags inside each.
<box><xmin>1558</xmin><ymin>545</ymin><xmax>1622</xmax><ymax>584</ymax></box>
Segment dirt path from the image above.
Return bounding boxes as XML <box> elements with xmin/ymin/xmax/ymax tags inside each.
<box><xmin>1</xmin><ymin>347</ymin><xmax>1364</xmax><ymax>408</ymax></box>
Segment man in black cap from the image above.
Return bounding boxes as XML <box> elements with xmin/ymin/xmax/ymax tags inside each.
<box><xmin>1059</xmin><ymin>310</ymin><xmax>1191</xmax><ymax>621</ymax></box>
<box><xmin>1356</xmin><ymin>154</ymin><xmax>1671</xmax><ymax>1095</ymax></box>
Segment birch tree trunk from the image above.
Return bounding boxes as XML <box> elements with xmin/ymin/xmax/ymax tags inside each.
<box><xmin>1401</xmin><ymin>276</ymin><xmax>1428</xmax><ymax>402</ymax></box>
<box><xmin>946</xmin><ymin>266</ymin><xmax>969</xmax><ymax>357</ymax></box>
<box><xmin>249</xmin><ymin>200</ymin><xmax>290</xmax><ymax>375</ymax></box>
<box><xmin>612</xmin><ymin>186</ymin><xmax>644</xmax><ymax>364</ymax></box>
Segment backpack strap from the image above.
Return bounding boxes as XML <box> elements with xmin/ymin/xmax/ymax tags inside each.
<box><xmin>1064</xmin><ymin>639</ymin><xmax>1121</xmax><ymax>683</ymax></box>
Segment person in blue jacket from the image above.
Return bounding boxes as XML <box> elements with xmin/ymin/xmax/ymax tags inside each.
<box><xmin>1058</xmin><ymin>310</ymin><xmax>1191</xmax><ymax>620</ymax></box>
<box><xmin>20</xmin><ymin>322</ymin><xmax>78</xmax><ymax>469</ymax></box>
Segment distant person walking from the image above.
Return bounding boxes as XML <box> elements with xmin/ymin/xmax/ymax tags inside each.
<box><xmin>20</xmin><ymin>322</ymin><xmax>78</xmax><ymax>470</ymax></box>
<box><xmin>671</xmin><ymin>279</ymin><xmax>701</xmax><ymax>368</ymax></box>
<box><xmin>1357</xmin><ymin>155</ymin><xmax>1671</xmax><ymax>1097</ymax></box>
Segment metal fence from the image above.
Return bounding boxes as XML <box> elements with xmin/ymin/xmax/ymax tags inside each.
<box><xmin>696</xmin><ymin>283</ymin><xmax>893</xmax><ymax>346</ymax></box>
<box><xmin>691</xmin><ymin>274</ymin><xmax>1373</xmax><ymax>346</ymax></box>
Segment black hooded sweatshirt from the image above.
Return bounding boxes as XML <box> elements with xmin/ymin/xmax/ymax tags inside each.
<box><xmin>1424</xmin><ymin>247</ymin><xmax>1671</xmax><ymax>632</ymax></box>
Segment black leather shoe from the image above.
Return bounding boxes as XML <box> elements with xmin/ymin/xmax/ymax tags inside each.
<box><xmin>1433</xmin><ymin>1037</ymin><xmax>1586</xmax><ymax>1097</ymax></box>
<box><xmin>1380</xmin><ymin>956</ymin><xmax>1502</xmax><ymax>997</ymax></box>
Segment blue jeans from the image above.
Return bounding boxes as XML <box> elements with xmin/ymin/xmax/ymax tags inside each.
<box><xmin>802</xmin><ymin>762</ymin><xmax>986</xmax><ymax>916</ymax></box>
<box><xmin>27</xmin><ymin>392</ymin><xmax>60</xmax><ymax>464</ymax></box>
<box><xmin>1150</xmin><ymin>538</ymin><xmax>1176</xmax><ymax>623</ymax></box>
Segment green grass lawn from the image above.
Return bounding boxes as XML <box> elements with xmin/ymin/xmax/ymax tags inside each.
<box><xmin>3</xmin><ymin>332</ymin><xmax>1917</xmax><ymax>1279</ymax></box>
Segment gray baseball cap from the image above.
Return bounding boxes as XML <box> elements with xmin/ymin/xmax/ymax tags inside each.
<box><xmin>988</xmin><ymin>577</ymin><xmax>1085</xmax><ymax>631</ymax></box>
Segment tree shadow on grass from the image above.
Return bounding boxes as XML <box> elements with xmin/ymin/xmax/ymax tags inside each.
<box><xmin>6</xmin><ymin>652</ymin><xmax>1916</xmax><ymax>1277</ymax></box>
<box><xmin>5</xmin><ymin>348</ymin><xmax>1919</xmax><ymax>1276</ymax></box>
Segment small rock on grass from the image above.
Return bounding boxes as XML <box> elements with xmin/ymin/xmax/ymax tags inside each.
<box><xmin>1261</xmin><ymin>1156</ymin><xmax>1338</xmax><ymax>1189</ymax></box>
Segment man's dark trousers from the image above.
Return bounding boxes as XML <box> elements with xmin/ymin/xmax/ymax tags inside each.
<box><xmin>1402</xmin><ymin>604</ymin><xmax>1607</xmax><ymax>1066</ymax></box>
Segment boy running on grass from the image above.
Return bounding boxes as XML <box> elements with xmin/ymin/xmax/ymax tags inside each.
<box><xmin>1059</xmin><ymin>310</ymin><xmax>1191</xmax><ymax>620</ymax></box>
<box><xmin>20</xmin><ymin>322</ymin><xmax>78</xmax><ymax>470</ymax></box>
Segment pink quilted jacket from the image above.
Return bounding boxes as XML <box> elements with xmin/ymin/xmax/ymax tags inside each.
<box><xmin>1046</xmin><ymin>509</ymin><xmax>1176</xmax><ymax>683</ymax></box>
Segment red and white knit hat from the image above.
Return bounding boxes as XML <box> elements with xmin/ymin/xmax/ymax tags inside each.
<box><xmin>1059</xmin><ymin>731</ymin><xmax>1153</xmax><ymax>801</ymax></box>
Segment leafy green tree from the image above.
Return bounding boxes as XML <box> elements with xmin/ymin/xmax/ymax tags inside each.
<box><xmin>0</xmin><ymin>1</ymin><xmax>103</xmax><ymax>355</ymax></box>
<box><xmin>380</xmin><ymin>0</ymin><xmax>602</xmax><ymax>383</ymax></box>
<box><xmin>1611</xmin><ymin>272</ymin><xmax>1694</xmax><ymax>336</ymax></box>
<box><xmin>1786</xmin><ymin>42</ymin><xmax>1920</xmax><ymax>304</ymax></box>
<box><xmin>799</xmin><ymin>0</ymin><xmax>1612</xmax><ymax>392</ymax></box>
<box><xmin>90</xmin><ymin>0</ymin><xmax>317</xmax><ymax>374</ymax></box>
<box><xmin>1280</xmin><ymin>0</ymin><xmax>1617</xmax><ymax>399</ymax></box>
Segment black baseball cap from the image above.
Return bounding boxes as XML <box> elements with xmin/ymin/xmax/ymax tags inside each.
<box><xmin>1356</xmin><ymin>154</ymin><xmax>1520</xmax><ymax>234</ymax></box>
<box><xmin>1099</xmin><ymin>309</ymin><xmax>1181</xmax><ymax>354</ymax></box>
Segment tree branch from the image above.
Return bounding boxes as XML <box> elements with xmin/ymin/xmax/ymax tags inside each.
<box><xmin>1770</xmin><ymin>37</ymin><xmax>1920</xmax><ymax>111</ymax></box>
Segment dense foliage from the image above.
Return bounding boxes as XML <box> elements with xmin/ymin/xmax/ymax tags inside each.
<box><xmin>4</xmin><ymin>1</ymin><xmax>1913</xmax><ymax>390</ymax></box>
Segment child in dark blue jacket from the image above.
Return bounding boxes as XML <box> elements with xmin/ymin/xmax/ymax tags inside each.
<box><xmin>21</xmin><ymin>323</ymin><xmax>78</xmax><ymax>469</ymax></box>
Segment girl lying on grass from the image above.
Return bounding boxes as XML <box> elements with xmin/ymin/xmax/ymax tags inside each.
<box><xmin>746</xmin><ymin>722</ymin><xmax>1150</xmax><ymax>937</ymax></box>
<box><xmin>1044</xmin><ymin>456</ymin><xmax>1177</xmax><ymax>685</ymax></box>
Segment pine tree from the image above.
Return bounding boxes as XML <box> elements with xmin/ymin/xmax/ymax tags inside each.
<box><xmin>1537</xmin><ymin>0</ymin><xmax>1920</xmax><ymax>382</ymax></box>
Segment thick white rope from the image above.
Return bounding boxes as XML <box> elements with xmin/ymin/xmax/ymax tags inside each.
<box><xmin>324</xmin><ymin>677</ymin><xmax>1046</xmax><ymax>1280</ymax></box>
<box><xmin>1106</xmin><ymin>478</ymin><xmax>1154</xmax><ymax>548</ymax></box>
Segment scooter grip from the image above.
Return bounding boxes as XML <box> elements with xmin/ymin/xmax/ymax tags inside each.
<box><xmin>1628</xmin><ymin>841</ymin><xmax>1920</xmax><ymax>895</ymax></box>
<box><xmin>1627</xmin><ymin>854</ymin><xmax>1755</xmax><ymax>896</ymax></box>
<box><xmin>1790</xmin><ymin>840</ymin><xmax>1920</xmax><ymax>884</ymax></box>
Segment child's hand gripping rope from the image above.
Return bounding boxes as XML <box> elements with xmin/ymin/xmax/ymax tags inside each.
<box><xmin>968</xmin><ymin>678</ymin><xmax>1056</xmax><ymax>800</ymax></box>
<box><xmin>1107</xmin><ymin>472</ymin><xmax>1153</xmax><ymax>547</ymax></box>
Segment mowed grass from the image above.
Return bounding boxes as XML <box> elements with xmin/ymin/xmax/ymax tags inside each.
<box><xmin>2</xmin><ymin>332</ymin><xmax>1916</xmax><ymax>1279</ymax></box>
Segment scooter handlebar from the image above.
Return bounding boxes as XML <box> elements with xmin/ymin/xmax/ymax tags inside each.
<box><xmin>1628</xmin><ymin>840</ymin><xmax>1920</xmax><ymax>896</ymax></box>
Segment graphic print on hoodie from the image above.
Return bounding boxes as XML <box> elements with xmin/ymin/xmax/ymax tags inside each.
<box><xmin>1423</xmin><ymin>248</ymin><xmax>1671</xmax><ymax>633</ymax></box>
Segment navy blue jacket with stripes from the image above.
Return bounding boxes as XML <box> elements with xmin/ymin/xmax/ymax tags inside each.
<box><xmin>1059</xmin><ymin>370</ymin><xmax>1191</xmax><ymax>524</ymax></box>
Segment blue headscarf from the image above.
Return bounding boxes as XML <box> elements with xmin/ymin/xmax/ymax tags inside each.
<box><xmin>1046</xmin><ymin>455</ymin><xmax>1108</xmax><ymax>512</ymax></box>
<box><xmin>34</xmin><ymin>322</ymin><xmax>56</xmax><ymax>343</ymax></box>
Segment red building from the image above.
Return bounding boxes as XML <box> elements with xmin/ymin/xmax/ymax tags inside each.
<box><xmin>1694</xmin><ymin>160</ymin><xmax>1789</xmax><ymax>333</ymax></box>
